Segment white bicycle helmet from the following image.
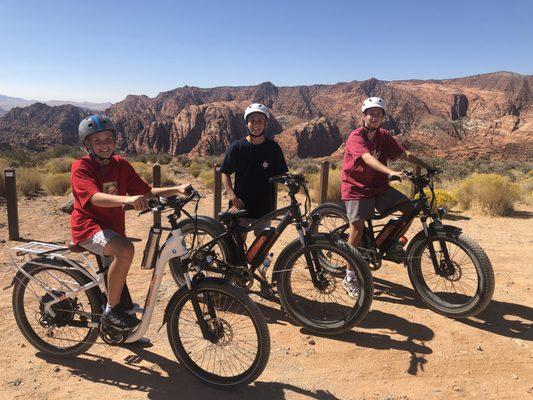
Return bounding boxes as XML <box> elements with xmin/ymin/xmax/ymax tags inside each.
<box><xmin>244</xmin><ymin>103</ymin><xmax>270</xmax><ymax>122</ymax></box>
<box><xmin>361</xmin><ymin>97</ymin><xmax>386</xmax><ymax>114</ymax></box>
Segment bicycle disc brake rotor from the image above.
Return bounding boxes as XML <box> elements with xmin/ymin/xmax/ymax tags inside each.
<box><xmin>316</xmin><ymin>273</ymin><xmax>337</xmax><ymax>295</ymax></box>
<box><xmin>439</xmin><ymin>259</ymin><xmax>462</xmax><ymax>282</ymax></box>
<box><xmin>208</xmin><ymin>318</ymin><xmax>233</xmax><ymax>346</ymax></box>
<box><xmin>38</xmin><ymin>291</ymin><xmax>76</xmax><ymax>328</ymax></box>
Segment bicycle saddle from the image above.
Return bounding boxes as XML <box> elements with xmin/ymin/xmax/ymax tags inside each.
<box><xmin>67</xmin><ymin>242</ymin><xmax>86</xmax><ymax>253</ymax></box>
<box><xmin>217</xmin><ymin>209</ymin><xmax>248</xmax><ymax>223</ymax></box>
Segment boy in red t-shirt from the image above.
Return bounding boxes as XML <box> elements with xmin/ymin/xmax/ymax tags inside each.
<box><xmin>71</xmin><ymin>115</ymin><xmax>191</xmax><ymax>332</ymax></box>
<box><xmin>341</xmin><ymin>97</ymin><xmax>435</xmax><ymax>298</ymax></box>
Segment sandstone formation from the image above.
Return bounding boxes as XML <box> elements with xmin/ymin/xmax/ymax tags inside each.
<box><xmin>0</xmin><ymin>72</ymin><xmax>531</xmax><ymax>161</ymax></box>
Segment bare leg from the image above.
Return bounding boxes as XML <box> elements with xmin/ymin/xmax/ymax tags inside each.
<box><xmin>347</xmin><ymin>219</ymin><xmax>365</xmax><ymax>272</ymax></box>
<box><xmin>104</xmin><ymin>236</ymin><xmax>135</xmax><ymax>307</ymax></box>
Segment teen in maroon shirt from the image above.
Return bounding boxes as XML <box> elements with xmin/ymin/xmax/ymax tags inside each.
<box><xmin>72</xmin><ymin>115</ymin><xmax>191</xmax><ymax>332</ymax></box>
<box><xmin>341</xmin><ymin>97</ymin><xmax>434</xmax><ymax>299</ymax></box>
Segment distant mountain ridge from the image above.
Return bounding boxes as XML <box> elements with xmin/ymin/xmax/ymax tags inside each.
<box><xmin>0</xmin><ymin>71</ymin><xmax>531</xmax><ymax>161</ymax></box>
<box><xmin>0</xmin><ymin>94</ymin><xmax>111</xmax><ymax>112</ymax></box>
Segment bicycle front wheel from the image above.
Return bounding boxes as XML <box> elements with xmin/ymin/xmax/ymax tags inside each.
<box><xmin>166</xmin><ymin>280</ymin><xmax>270</xmax><ymax>389</ymax></box>
<box><xmin>407</xmin><ymin>230</ymin><xmax>495</xmax><ymax>318</ymax></box>
<box><xmin>12</xmin><ymin>257</ymin><xmax>101</xmax><ymax>358</ymax></box>
<box><xmin>277</xmin><ymin>236</ymin><xmax>373</xmax><ymax>335</ymax></box>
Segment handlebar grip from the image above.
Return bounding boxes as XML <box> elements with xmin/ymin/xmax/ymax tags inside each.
<box><xmin>388</xmin><ymin>175</ymin><xmax>402</xmax><ymax>182</ymax></box>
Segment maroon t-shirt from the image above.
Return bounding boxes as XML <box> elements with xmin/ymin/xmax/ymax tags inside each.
<box><xmin>341</xmin><ymin>127</ymin><xmax>405</xmax><ymax>200</ymax></box>
<box><xmin>70</xmin><ymin>155</ymin><xmax>151</xmax><ymax>244</ymax></box>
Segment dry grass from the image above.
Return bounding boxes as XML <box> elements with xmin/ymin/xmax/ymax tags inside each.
<box><xmin>44</xmin><ymin>173</ymin><xmax>71</xmax><ymax>195</ymax></box>
<box><xmin>453</xmin><ymin>173</ymin><xmax>521</xmax><ymax>216</ymax></box>
<box><xmin>44</xmin><ymin>157</ymin><xmax>75</xmax><ymax>174</ymax></box>
<box><xmin>16</xmin><ymin>168</ymin><xmax>43</xmax><ymax>196</ymax></box>
<box><xmin>307</xmin><ymin>169</ymin><xmax>342</xmax><ymax>202</ymax></box>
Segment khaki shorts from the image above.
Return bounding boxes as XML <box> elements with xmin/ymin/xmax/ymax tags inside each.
<box><xmin>345</xmin><ymin>186</ymin><xmax>409</xmax><ymax>223</ymax></box>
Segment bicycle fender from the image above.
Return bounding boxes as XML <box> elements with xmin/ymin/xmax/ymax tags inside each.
<box><xmin>162</xmin><ymin>277</ymin><xmax>229</xmax><ymax>327</ymax></box>
<box><xmin>271</xmin><ymin>233</ymin><xmax>338</xmax><ymax>283</ymax></box>
<box><xmin>406</xmin><ymin>223</ymin><xmax>463</xmax><ymax>256</ymax></box>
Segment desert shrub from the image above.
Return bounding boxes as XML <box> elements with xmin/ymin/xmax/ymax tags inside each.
<box><xmin>174</xmin><ymin>155</ymin><xmax>191</xmax><ymax>168</ymax></box>
<box><xmin>131</xmin><ymin>161</ymin><xmax>152</xmax><ymax>183</ymax></box>
<box><xmin>39</xmin><ymin>145</ymin><xmax>84</xmax><ymax>161</ymax></box>
<box><xmin>0</xmin><ymin>158</ymin><xmax>11</xmax><ymax>195</ymax></box>
<box><xmin>44</xmin><ymin>173</ymin><xmax>71</xmax><ymax>195</ymax></box>
<box><xmin>390</xmin><ymin>180</ymin><xmax>413</xmax><ymax>198</ymax></box>
<box><xmin>189</xmin><ymin>162</ymin><xmax>205</xmax><ymax>178</ymax></box>
<box><xmin>415</xmin><ymin>188</ymin><xmax>457</xmax><ymax>212</ymax></box>
<box><xmin>16</xmin><ymin>168</ymin><xmax>43</xmax><ymax>196</ymax></box>
<box><xmin>307</xmin><ymin>168</ymin><xmax>342</xmax><ymax>202</ymax></box>
<box><xmin>161</xmin><ymin>166</ymin><xmax>176</xmax><ymax>185</ymax></box>
<box><xmin>157</xmin><ymin>154</ymin><xmax>173</xmax><ymax>165</ymax></box>
<box><xmin>453</xmin><ymin>173</ymin><xmax>520</xmax><ymax>216</ymax></box>
<box><xmin>199</xmin><ymin>169</ymin><xmax>215</xmax><ymax>189</ymax></box>
<box><xmin>44</xmin><ymin>157</ymin><xmax>76</xmax><ymax>173</ymax></box>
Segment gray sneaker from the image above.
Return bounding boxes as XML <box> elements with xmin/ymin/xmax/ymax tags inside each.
<box><xmin>342</xmin><ymin>276</ymin><xmax>360</xmax><ymax>300</ymax></box>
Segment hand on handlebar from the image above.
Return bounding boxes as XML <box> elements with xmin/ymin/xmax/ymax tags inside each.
<box><xmin>388</xmin><ymin>170</ymin><xmax>407</xmax><ymax>182</ymax></box>
<box><xmin>230</xmin><ymin>196</ymin><xmax>245</xmax><ymax>211</ymax></box>
<box><xmin>177</xmin><ymin>183</ymin><xmax>193</xmax><ymax>195</ymax></box>
<box><xmin>123</xmin><ymin>195</ymin><xmax>150</xmax><ymax>211</ymax></box>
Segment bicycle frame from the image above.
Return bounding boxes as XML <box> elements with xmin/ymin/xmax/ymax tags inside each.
<box><xmin>9</xmin><ymin>226</ymin><xmax>190</xmax><ymax>343</ymax></box>
<box><xmin>191</xmin><ymin>182</ymin><xmax>322</xmax><ymax>288</ymax></box>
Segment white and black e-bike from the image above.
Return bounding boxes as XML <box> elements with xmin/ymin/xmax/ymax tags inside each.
<box><xmin>8</xmin><ymin>189</ymin><xmax>270</xmax><ymax>389</ymax></box>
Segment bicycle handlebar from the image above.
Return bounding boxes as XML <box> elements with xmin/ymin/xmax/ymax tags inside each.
<box><xmin>122</xmin><ymin>188</ymin><xmax>199</xmax><ymax>214</ymax></box>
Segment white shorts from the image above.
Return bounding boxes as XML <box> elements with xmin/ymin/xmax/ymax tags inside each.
<box><xmin>78</xmin><ymin>229</ymin><xmax>118</xmax><ymax>259</ymax></box>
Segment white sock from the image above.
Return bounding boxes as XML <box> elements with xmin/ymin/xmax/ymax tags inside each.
<box><xmin>346</xmin><ymin>270</ymin><xmax>356</xmax><ymax>281</ymax></box>
<box><xmin>105</xmin><ymin>304</ymin><xmax>114</xmax><ymax>313</ymax></box>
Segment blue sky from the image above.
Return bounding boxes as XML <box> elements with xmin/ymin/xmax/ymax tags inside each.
<box><xmin>0</xmin><ymin>0</ymin><xmax>531</xmax><ymax>102</ymax></box>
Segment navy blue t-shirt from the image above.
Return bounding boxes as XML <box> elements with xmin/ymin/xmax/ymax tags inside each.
<box><xmin>220</xmin><ymin>138</ymin><xmax>288</xmax><ymax>219</ymax></box>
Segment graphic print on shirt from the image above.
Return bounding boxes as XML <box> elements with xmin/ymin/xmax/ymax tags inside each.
<box><xmin>103</xmin><ymin>181</ymin><xmax>118</xmax><ymax>195</ymax></box>
<box><xmin>261</xmin><ymin>160</ymin><xmax>269</xmax><ymax>169</ymax></box>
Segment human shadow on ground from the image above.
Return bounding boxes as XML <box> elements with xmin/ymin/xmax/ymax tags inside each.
<box><xmin>37</xmin><ymin>350</ymin><xmax>340</xmax><ymax>400</ymax></box>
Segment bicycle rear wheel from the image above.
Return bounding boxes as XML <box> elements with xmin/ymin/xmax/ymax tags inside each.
<box><xmin>12</xmin><ymin>257</ymin><xmax>101</xmax><ymax>358</ymax></box>
<box><xmin>166</xmin><ymin>280</ymin><xmax>270</xmax><ymax>389</ymax></box>
<box><xmin>170</xmin><ymin>218</ymin><xmax>236</xmax><ymax>287</ymax></box>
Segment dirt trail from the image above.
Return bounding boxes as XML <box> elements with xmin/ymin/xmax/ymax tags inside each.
<box><xmin>0</xmin><ymin>180</ymin><xmax>531</xmax><ymax>400</ymax></box>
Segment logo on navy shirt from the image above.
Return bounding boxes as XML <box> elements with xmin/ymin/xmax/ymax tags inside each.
<box><xmin>261</xmin><ymin>160</ymin><xmax>269</xmax><ymax>169</ymax></box>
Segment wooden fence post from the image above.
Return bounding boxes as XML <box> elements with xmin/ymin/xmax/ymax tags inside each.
<box><xmin>152</xmin><ymin>163</ymin><xmax>161</xmax><ymax>224</ymax></box>
<box><xmin>213</xmin><ymin>164</ymin><xmax>222</xmax><ymax>218</ymax></box>
<box><xmin>410</xmin><ymin>166</ymin><xmax>422</xmax><ymax>199</ymax></box>
<box><xmin>319</xmin><ymin>161</ymin><xmax>330</xmax><ymax>204</ymax></box>
<box><xmin>4</xmin><ymin>168</ymin><xmax>20</xmax><ymax>240</ymax></box>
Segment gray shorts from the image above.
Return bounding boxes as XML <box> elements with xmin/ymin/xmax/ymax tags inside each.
<box><xmin>78</xmin><ymin>230</ymin><xmax>118</xmax><ymax>265</ymax></box>
<box><xmin>345</xmin><ymin>187</ymin><xmax>409</xmax><ymax>223</ymax></box>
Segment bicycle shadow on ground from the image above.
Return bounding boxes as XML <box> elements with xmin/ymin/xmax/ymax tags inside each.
<box><xmin>457</xmin><ymin>298</ymin><xmax>533</xmax><ymax>340</ymax></box>
<box><xmin>254</xmin><ymin>294</ymin><xmax>434</xmax><ymax>376</ymax></box>
<box><xmin>373</xmin><ymin>277</ymin><xmax>533</xmax><ymax>341</ymax></box>
<box><xmin>443</xmin><ymin>213</ymin><xmax>471</xmax><ymax>221</ymax></box>
<box><xmin>36</xmin><ymin>350</ymin><xmax>340</xmax><ymax>400</ymax></box>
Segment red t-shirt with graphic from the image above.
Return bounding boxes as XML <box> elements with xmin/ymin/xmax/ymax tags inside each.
<box><xmin>341</xmin><ymin>127</ymin><xmax>405</xmax><ymax>200</ymax></box>
<box><xmin>70</xmin><ymin>155</ymin><xmax>151</xmax><ymax>244</ymax></box>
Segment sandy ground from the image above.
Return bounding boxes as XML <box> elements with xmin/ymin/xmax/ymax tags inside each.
<box><xmin>0</xmin><ymin>177</ymin><xmax>531</xmax><ymax>400</ymax></box>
